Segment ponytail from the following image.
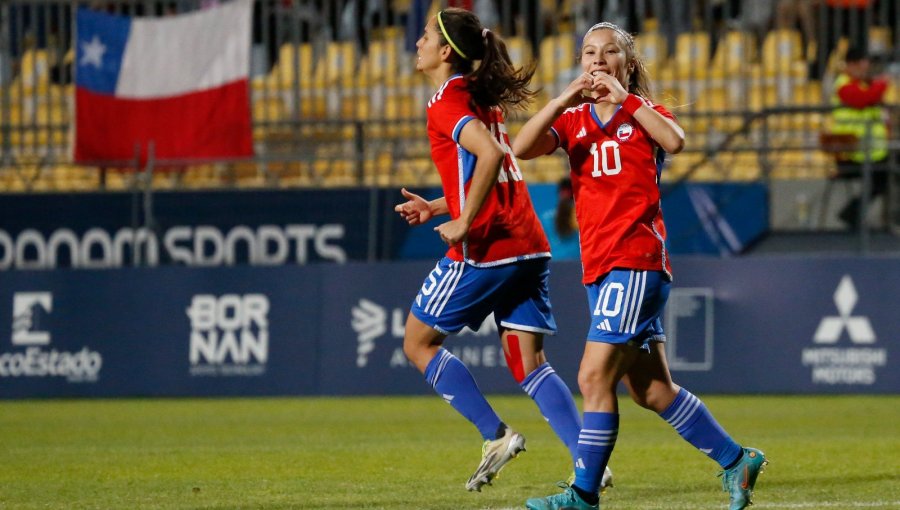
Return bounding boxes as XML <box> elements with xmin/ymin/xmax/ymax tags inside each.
<box><xmin>436</xmin><ymin>8</ymin><xmax>537</xmax><ymax>114</ymax></box>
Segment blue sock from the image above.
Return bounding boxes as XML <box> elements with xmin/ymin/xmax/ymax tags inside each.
<box><xmin>573</xmin><ymin>412</ymin><xmax>618</xmax><ymax>495</ymax></box>
<box><xmin>521</xmin><ymin>363</ymin><xmax>581</xmax><ymax>461</ymax></box>
<box><xmin>424</xmin><ymin>348</ymin><xmax>502</xmax><ymax>441</ymax></box>
<box><xmin>659</xmin><ymin>388</ymin><xmax>743</xmax><ymax>468</ymax></box>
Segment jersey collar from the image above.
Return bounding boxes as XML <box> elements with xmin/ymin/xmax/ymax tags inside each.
<box><xmin>441</xmin><ymin>73</ymin><xmax>465</xmax><ymax>88</ymax></box>
<box><xmin>589</xmin><ymin>102</ymin><xmax>624</xmax><ymax>130</ymax></box>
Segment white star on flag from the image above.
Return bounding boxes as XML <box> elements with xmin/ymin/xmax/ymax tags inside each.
<box><xmin>80</xmin><ymin>35</ymin><xmax>106</xmax><ymax>69</ymax></box>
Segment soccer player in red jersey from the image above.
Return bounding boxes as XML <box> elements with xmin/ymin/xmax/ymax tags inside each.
<box><xmin>394</xmin><ymin>8</ymin><xmax>610</xmax><ymax>493</ymax></box>
<box><xmin>514</xmin><ymin>22</ymin><xmax>766</xmax><ymax>510</ymax></box>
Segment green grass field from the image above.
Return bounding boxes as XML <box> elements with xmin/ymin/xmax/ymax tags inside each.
<box><xmin>2</xmin><ymin>395</ymin><xmax>898</xmax><ymax>509</ymax></box>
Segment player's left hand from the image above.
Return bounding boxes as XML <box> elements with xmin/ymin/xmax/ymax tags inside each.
<box><xmin>590</xmin><ymin>71</ymin><xmax>628</xmax><ymax>105</ymax></box>
<box><xmin>394</xmin><ymin>188</ymin><xmax>433</xmax><ymax>226</ymax></box>
<box><xmin>434</xmin><ymin>219</ymin><xmax>468</xmax><ymax>246</ymax></box>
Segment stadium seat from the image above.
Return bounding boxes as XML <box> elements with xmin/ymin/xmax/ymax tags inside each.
<box><xmin>537</xmin><ymin>34</ymin><xmax>577</xmax><ymax>93</ymax></box>
<box><xmin>266</xmin><ymin>43</ymin><xmax>322</xmax><ymax>91</ymax></box>
<box><xmin>361</xmin><ymin>38</ymin><xmax>400</xmax><ymax>87</ymax></box>
<box><xmin>760</xmin><ymin>29</ymin><xmax>806</xmax><ymax>78</ymax></box>
<box><xmin>13</xmin><ymin>49</ymin><xmax>51</xmax><ymax>95</ymax></box>
<box><xmin>324</xmin><ymin>41</ymin><xmax>358</xmax><ymax>89</ymax></box>
<box><xmin>673</xmin><ymin>32</ymin><xmax>711</xmax><ymax>79</ymax></box>
<box><xmin>719</xmin><ymin>151</ymin><xmax>762</xmax><ymax>181</ymax></box>
<box><xmin>364</xmin><ymin>150</ymin><xmax>395</xmax><ymax>187</ymax></box>
<box><xmin>823</xmin><ymin>37</ymin><xmax>849</xmax><ymax>78</ymax></box>
<box><xmin>315</xmin><ymin>158</ymin><xmax>358</xmax><ymax>187</ymax></box>
<box><xmin>504</xmin><ymin>36</ymin><xmax>533</xmax><ymax>68</ymax></box>
<box><xmin>272</xmin><ymin>161</ymin><xmax>314</xmax><ymax>188</ymax></box>
<box><xmin>868</xmin><ymin>26</ymin><xmax>892</xmax><ymax>56</ymax></box>
<box><xmin>711</xmin><ymin>30</ymin><xmax>757</xmax><ymax>79</ymax></box>
<box><xmin>635</xmin><ymin>31</ymin><xmax>671</xmax><ymax>84</ymax></box>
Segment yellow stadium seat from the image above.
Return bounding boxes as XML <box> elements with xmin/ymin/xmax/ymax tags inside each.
<box><xmin>635</xmin><ymin>31</ymin><xmax>668</xmax><ymax>71</ymax></box>
<box><xmin>706</xmin><ymin>151</ymin><xmax>762</xmax><ymax>181</ymax></box>
<box><xmin>14</xmin><ymin>50</ymin><xmax>51</xmax><ymax>94</ymax></box>
<box><xmin>824</xmin><ymin>37</ymin><xmax>849</xmax><ymax>78</ymax></box>
<box><xmin>538</xmin><ymin>34</ymin><xmax>577</xmax><ymax>90</ymax></box>
<box><xmin>505</xmin><ymin>36</ymin><xmax>533</xmax><ymax>68</ymax></box>
<box><xmin>673</xmin><ymin>32</ymin><xmax>711</xmax><ymax>79</ymax></box>
<box><xmin>324</xmin><ymin>41</ymin><xmax>365</xmax><ymax>88</ymax></box>
<box><xmin>868</xmin><ymin>26</ymin><xmax>892</xmax><ymax>56</ymax></box>
<box><xmin>362</xmin><ymin>38</ymin><xmax>399</xmax><ymax>86</ymax></box>
<box><xmin>324</xmin><ymin>41</ymin><xmax>358</xmax><ymax>88</ymax></box>
<box><xmin>885</xmin><ymin>81</ymin><xmax>899</xmax><ymax>104</ymax></box>
<box><xmin>267</xmin><ymin>43</ymin><xmax>321</xmax><ymax>90</ymax></box>
<box><xmin>761</xmin><ymin>29</ymin><xmax>806</xmax><ymax>78</ymax></box>
<box><xmin>787</xmin><ymin>80</ymin><xmax>825</xmax><ymax>112</ymax></box>
<box><xmin>711</xmin><ymin>31</ymin><xmax>757</xmax><ymax>78</ymax></box>
<box><xmin>364</xmin><ymin>151</ymin><xmax>395</xmax><ymax>187</ymax></box>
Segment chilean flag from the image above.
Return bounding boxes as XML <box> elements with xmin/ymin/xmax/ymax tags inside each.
<box><xmin>74</xmin><ymin>0</ymin><xmax>253</xmax><ymax>165</ymax></box>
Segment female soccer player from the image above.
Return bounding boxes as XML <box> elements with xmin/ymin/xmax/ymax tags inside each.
<box><xmin>394</xmin><ymin>7</ymin><xmax>611</xmax><ymax>494</ymax></box>
<box><xmin>513</xmin><ymin>22</ymin><xmax>766</xmax><ymax>510</ymax></box>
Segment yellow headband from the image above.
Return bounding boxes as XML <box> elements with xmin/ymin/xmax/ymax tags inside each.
<box><xmin>437</xmin><ymin>11</ymin><xmax>468</xmax><ymax>60</ymax></box>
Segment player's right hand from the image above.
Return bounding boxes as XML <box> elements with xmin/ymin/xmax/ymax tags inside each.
<box><xmin>555</xmin><ymin>72</ymin><xmax>595</xmax><ymax>109</ymax></box>
<box><xmin>394</xmin><ymin>187</ymin><xmax>433</xmax><ymax>226</ymax></box>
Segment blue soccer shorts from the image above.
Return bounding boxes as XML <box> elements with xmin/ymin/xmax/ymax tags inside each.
<box><xmin>585</xmin><ymin>269</ymin><xmax>670</xmax><ymax>350</ymax></box>
<box><xmin>410</xmin><ymin>256</ymin><xmax>557</xmax><ymax>336</ymax></box>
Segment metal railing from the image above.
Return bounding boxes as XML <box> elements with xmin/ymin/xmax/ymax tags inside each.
<box><xmin>1</xmin><ymin>0</ymin><xmax>898</xmax><ymax>233</ymax></box>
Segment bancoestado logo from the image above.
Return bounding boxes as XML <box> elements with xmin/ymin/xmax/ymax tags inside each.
<box><xmin>801</xmin><ymin>275</ymin><xmax>887</xmax><ymax>385</ymax></box>
<box><xmin>0</xmin><ymin>225</ymin><xmax>346</xmax><ymax>270</ymax></box>
<box><xmin>187</xmin><ymin>294</ymin><xmax>269</xmax><ymax>377</ymax></box>
<box><xmin>1</xmin><ymin>292</ymin><xmax>103</xmax><ymax>382</ymax></box>
<box><xmin>351</xmin><ymin>298</ymin><xmax>504</xmax><ymax>369</ymax></box>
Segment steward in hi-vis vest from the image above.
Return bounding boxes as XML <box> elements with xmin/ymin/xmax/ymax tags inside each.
<box><xmin>829</xmin><ymin>46</ymin><xmax>890</xmax><ymax>164</ymax></box>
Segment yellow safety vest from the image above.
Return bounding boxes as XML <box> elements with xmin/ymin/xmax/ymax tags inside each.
<box><xmin>830</xmin><ymin>73</ymin><xmax>889</xmax><ymax>164</ymax></box>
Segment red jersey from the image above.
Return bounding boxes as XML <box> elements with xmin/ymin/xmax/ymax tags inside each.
<box><xmin>550</xmin><ymin>96</ymin><xmax>673</xmax><ymax>284</ymax></box>
<box><xmin>427</xmin><ymin>75</ymin><xmax>550</xmax><ymax>266</ymax></box>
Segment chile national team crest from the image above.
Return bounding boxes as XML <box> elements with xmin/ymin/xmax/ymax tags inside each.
<box><xmin>616</xmin><ymin>123</ymin><xmax>634</xmax><ymax>142</ymax></box>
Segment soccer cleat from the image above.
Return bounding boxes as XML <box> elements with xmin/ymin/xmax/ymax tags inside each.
<box><xmin>525</xmin><ymin>482</ymin><xmax>599</xmax><ymax>510</ymax></box>
<box><xmin>465</xmin><ymin>427</ymin><xmax>526</xmax><ymax>492</ymax></box>
<box><xmin>566</xmin><ymin>466</ymin><xmax>614</xmax><ymax>494</ymax></box>
<box><xmin>719</xmin><ymin>447</ymin><xmax>768</xmax><ymax>510</ymax></box>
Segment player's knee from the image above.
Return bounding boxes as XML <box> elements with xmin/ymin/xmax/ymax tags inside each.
<box><xmin>631</xmin><ymin>384</ymin><xmax>678</xmax><ymax>413</ymax></box>
<box><xmin>577</xmin><ymin>368</ymin><xmax>612</xmax><ymax>399</ymax></box>
<box><xmin>629</xmin><ymin>391</ymin><xmax>653</xmax><ymax>410</ymax></box>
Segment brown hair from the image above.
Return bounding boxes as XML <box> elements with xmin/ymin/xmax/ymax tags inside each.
<box><xmin>436</xmin><ymin>8</ymin><xmax>537</xmax><ymax>114</ymax></box>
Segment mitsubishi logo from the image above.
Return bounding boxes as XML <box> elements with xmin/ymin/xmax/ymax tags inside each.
<box><xmin>813</xmin><ymin>276</ymin><xmax>875</xmax><ymax>344</ymax></box>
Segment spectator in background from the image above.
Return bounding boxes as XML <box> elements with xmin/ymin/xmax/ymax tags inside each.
<box><xmin>812</xmin><ymin>0</ymin><xmax>873</xmax><ymax>79</ymax></box>
<box><xmin>540</xmin><ymin>177</ymin><xmax>580</xmax><ymax>260</ymax></box>
<box><xmin>829</xmin><ymin>46</ymin><xmax>891</xmax><ymax>228</ymax></box>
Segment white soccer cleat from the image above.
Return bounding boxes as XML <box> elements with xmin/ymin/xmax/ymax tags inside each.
<box><xmin>465</xmin><ymin>427</ymin><xmax>526</xmax><ymax>492</ymax></box>
<box><xmin>600</xmin><ymin>466</ymin><xmax>614</xmax><ymax>492</ymax></box>
<box><xmin>566</xmin><ymin>466</ymin><xmax>614</xmax><ymax>494</ymax></box>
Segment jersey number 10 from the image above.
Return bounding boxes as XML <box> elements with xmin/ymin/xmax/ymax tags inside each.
<box><xmin>589</xmin><ymin>141</ymin><xmax>622</xmax><ymax>177</ymax></box>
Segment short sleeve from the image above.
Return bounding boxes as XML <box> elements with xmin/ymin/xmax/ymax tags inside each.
<box><xmin>550</xmin><ymin>109</ymin><xmax>573</xmax><ymax>152</ymax></box>
<box><xmin>650</xmin><ymin>101</ymin><xmax>676</xmax><ymax>121</ymax></box>
<box><xmin>428</xmin><ymin>81</ymin><xmax>477</xmax><ymax>143</ymax></box>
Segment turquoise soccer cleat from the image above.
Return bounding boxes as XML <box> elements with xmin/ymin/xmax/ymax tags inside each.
<box><xmin>719</xmin><ymin>447</ymin><xmax>768</xmax><ymax>510</ymax></box>
<box><xmin>525</xmin><ymin>482</ymin><xmax>599</xmax><ymax>510</ymax></box>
